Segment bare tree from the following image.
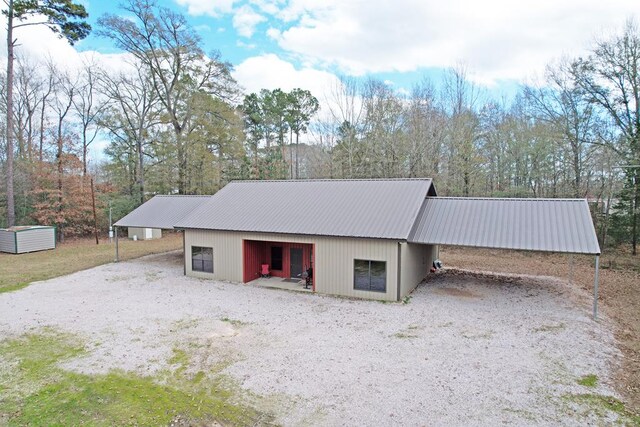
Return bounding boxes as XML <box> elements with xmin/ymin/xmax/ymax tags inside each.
<box><xmin>73</xmin><ymin>57</ymin><xmax>106</xmax><ymax>175</ymax></box>
<box><xmin>572</xmin><ymin>20</ymin><xmax>640</xmax><ymax>254</ymax></box>
<box><xmin>442</xmin><ymin>66</ymin><xmax>483</xmax><ymax>196</ymax></box>
<box><xmin>525</xmin><ymin>59</ymin><xmax>597</xmax><ymax>197</ymax></box>
<box><xmin>2</xmin><ymin>0</ymin><xmax>90</xmax><ymax>226</ymax></box>
<box><xmin>48</xmin><ymin>64</ymin><xmax>75</xmax><ymax>241</ymax></box>
<box><xmin>98</xmin><ymin>0</ymin><xmax>237</xmax><ymax>193</ymax></box>
<box><xmin>99</xmin><ymin>63</ymin><xmax>161</xmax><ymax>203</ymax></box>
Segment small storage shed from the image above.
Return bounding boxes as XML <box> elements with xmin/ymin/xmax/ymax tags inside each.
<box><xmin>0</xmin><ymin>226</ymin><xmax>56</xmax><ymax>254</ymax></box>
<box><xmin>127</xmin><ymin>227</ymin><xmax>162</xmax><ymax>240</ymax></box>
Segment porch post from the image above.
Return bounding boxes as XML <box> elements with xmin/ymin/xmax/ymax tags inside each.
<box><xmin>593</xmin><ymin>255</ymin><xmax>600</xmax><ymax>320</ymax></box>
<box><xmin>115</xmin><ymin>226</ymin><xmax>119</xmax><ymax>262</ymax></box>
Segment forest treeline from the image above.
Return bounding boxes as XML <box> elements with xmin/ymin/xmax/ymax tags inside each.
<box><xmin>0</xmin><ymin>0</ymin><xmax>638</xmax><ymax>254</ymax></box>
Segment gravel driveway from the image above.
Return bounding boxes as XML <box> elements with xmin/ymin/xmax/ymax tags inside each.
<box><xmin>0</xmin><ymin>251</ymin><xmax>621</xmax><ymax>426</ymax></box>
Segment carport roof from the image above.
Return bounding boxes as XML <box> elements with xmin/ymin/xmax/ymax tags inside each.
<box><xmin>114</xmin><ymin>195</ymin><xmax>211</xmax><ymax>229</ymax></box>
<box><xmin>409</xmin><ymin>197</ymin><xmax>601</xmax><ymax>255</ymax></box>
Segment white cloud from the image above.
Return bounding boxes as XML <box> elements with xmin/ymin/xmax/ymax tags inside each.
<box><xmin>174</xmin><ymin>0</ymin><xmax>236</xmax><ymax>16</ymax></box>
<box><xmin>265</xmin><ymin>0</ymin><xmax>638</xmax><ymax>84</ymax></box>
<box><xmin>232</xmin><ymin>5</ymin><xmax>267</xmax><ymax>38</ymax></box>
<box><xmin>233</xmin><ymin>53</ymin><xmax>338</xmax><ymax>94</ymax></box>
<box><xmin>232</xmin><ymin>54</ymin><xmax>345</xmax><ymax>121</ymax></box>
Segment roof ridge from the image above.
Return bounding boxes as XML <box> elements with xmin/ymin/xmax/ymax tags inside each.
<box><xmin>230</xmin><ymin>178</ymin><xmax>433</xmax><ymax>183</ymax></box>
<box><xmin>427</xmin><ymin>197</ymin><xmax>587</xmax><ymax>202</ymax></box>
<box><xmin>153</xmin><ymin>194</ymin><xmax>213</xmax><ymax>197</ymax></box>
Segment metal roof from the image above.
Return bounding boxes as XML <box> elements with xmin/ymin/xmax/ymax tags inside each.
<box><xmin>114</xmin><ymin>195</ymin><xmax>211</xmax><ymax>229</ymax></box>
<box><xmin>175</xmin><ymin>179</ymin><xmax>437</xmax><ymax>239</ymax></box>
<box><xmin>409</xmin><ymin>197</ymin><xmax>601</xmax><ymax>254</ymax></box>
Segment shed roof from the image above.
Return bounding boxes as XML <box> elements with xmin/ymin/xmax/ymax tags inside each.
<box><xmin>409</xmin><ymin>197</ymin><xmax>601</xmax><ymax>254</ymax></box>
<box><xmin>114</xmin><ymin>195</ymin><xmax>211</xmax><ymax>229</ymax></box>
<box><xmin>175</xmin><ymin>179</ymin><xmax>437</xmax><ymax>239</ymax></box>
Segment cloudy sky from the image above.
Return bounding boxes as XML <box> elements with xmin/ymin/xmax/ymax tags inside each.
<box><xmin>1</xmin><ymin>0</ymin><xmax>638</xmax><ymax>111</ymax></box>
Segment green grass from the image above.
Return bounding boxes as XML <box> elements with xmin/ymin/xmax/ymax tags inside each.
<box><xmin>220</xmin><ymin>317</ymin><xmax>250</xmax><ymax>327</ymax></box>
<box><xmin>0</xmin><ymin>330</ymin><xmax>274</xmax><ymax>426</ymax></box>
<box><xmin>565</xmin><ymin>393</ymin><xmax>640</xmax><ymax>426</ymax></box>
<box><xmin>577</xmin><ymin>374</ymin><xmax>599</xmax><ymax>388</ymax></box>
<box><xmin>0</xmin><ymin>233</ymin><xmax>182</xmax><ymax>293</ymax></box>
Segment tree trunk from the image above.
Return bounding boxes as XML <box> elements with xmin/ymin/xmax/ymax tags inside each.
<box><xmin>633</xmin><ymin>171</ymin><xmax>639</xmax><ymax>255</ymax></box>
<box><xmin>295</xmin><ymin>131</ymin><xmax>299</xmax><ymax>179</ymax></box>
<box><xmin>137</xmin><ymin>135</ymin><xmax>144</xmax><ymax>205</ymax></box>
<box><xmin>82</xmin><ymin>140</ymin><xmax>88</xmax><ymax>176</ymax></box>
<box><xmin>39</xmin><ymin>97</ymin><xmax>46</xmax><ymax>162</ymax></box>
<box><xmin>5</xmin><ymin>0</ymin><xmax>16</xmax><ymax>227</ymax></box>
<box><xmin>289</xmin><ymin>129</ymin><xmax>293</xmax><ymax>179</ymax></box>
<box><xmin>57</xmin><ymin>122</ymin><xmax>64</xmax><ymax>243</ymax></box>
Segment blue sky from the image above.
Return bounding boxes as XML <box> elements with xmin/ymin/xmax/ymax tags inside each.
<box><xmin>67</xmin><ymin>0</ymin><xmax>636</xmax><ymax>104</ymax></box>
<box><xmin>0</xmin><ymin>0</ymin><xmax>634</xmax><ymax>160</ymax></box>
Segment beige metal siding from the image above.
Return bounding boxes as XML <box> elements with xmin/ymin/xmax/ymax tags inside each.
<box><xmin>0</xmin><ymin>230</ymin><xmax>16</xmax><ymax>253</ymax></box>
<box><xmin>399</xmin><ymin>243</ymin><xmax>437</xmax><ymax>298</ymax></box>
<box><xmin>15</xmin><ymin>228</ymin><xmax>55</xmax><ymax>253</ymax></box>
<box><xmin>184</xmin><ymin>230</ymin><xmax>400</xmax><ymax>301</ymax></box>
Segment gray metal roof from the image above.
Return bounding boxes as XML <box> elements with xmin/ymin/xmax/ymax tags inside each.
<box><xmin>114</xmin><ymin>195</ymin><xmax>211</xmax><ymax>229</ymax></box>
<box><xmin>175</xmin><ymin>179</ymin><xmax>437</xmax><ymax>239</ymax></box>
<box><xmin>409</xmin><ymin>197</ymin><xmax>601</xmax><ymax>254</ymax></box>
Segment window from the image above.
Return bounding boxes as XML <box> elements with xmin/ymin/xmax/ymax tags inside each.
<box><xmin>192</xmin><ymin>246</ymin><xmax>213</xmax><ymax>273</ymax></box>
<box><xmin>354</xmin><ymin>259</ymin><xmax>386</xmax><ymax>292</ymax></box>
<box><xmin>271</xmin><ymin>246</ymin><xmax>283</xmax><ymax>270</ymax></box>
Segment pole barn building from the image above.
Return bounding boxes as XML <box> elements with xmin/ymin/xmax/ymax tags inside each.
<box><xmin>115</xmin><ymin>179</ymin><xmax>602</xmax><ymax>314</ymax></box>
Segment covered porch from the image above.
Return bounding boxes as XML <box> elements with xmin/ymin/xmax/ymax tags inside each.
<box><xmin>243</xmin><ymin>239</ymin><xmax>315</xmax><ymax>291</ymax></box>
<box><xmin>249</xmin><ymin>276</ymin><xmax>314</xmax><ymax>292</ymax></box>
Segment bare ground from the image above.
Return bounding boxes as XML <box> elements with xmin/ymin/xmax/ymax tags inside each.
<box><xmin>440</xmin><ymin>246</ymin><xmax>640</xmax><ymax>415</ymax></box>
<box><xmin>0</xmin><ymin>250</ymin><xmax>628</xmax><ymax>425</ymax></box>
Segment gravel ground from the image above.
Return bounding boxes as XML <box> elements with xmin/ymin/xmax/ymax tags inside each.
<box><xmin>0</xmin><ymin>251</ymin><xmax>622</xmax><ymax>426</ymax></box>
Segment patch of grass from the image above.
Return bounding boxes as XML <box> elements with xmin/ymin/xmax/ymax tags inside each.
<box><xmin>577</xmin><ymin>374</ymin><xmax>599</xmax><ymax>388</ymax></box>
<box><xmin>402</xmin><ymin>295</ymin><xmax>412</xmax><ymax>304</ymax></box>
<box><xmin>533</xmin><ymin>323</ymin><xmax>566</xmax><ymax>333</ymax></box>
<box><xmin>171</xmin><ymin>317</ymin><xmax>199</xmax><ymax>331</ymax></box>
<box><xmin>0</xmin><ymin>233</ymin><xmax>182</xmax><ymax>293</ymax></box>
<box><xmin>564</xmin><ymin>393</ymin><xmax>640</xmax><ymax>425</ymax></box>
<box><xmin>462</xmin><ymin>330</ymin><xmax>495</xmax><ymax>340</ymax></box>
<box><xmin>220</xmin><ymin>317</ymin><xmax>250</xmax><ymax>327</ymax></box>
<box><xmin>0</xmin><ymin>330</ymin><xmax>274</xmax><ymax>426</ymax></box>
<box><xmin>392</xmin><ymin>324</ymin><xmax>422</xmax><ymax>339</ymax></box>
<box><xmin>393</xmin><ymin>332</ymin><xmax>418</xmax><ymax>339</ymax></box>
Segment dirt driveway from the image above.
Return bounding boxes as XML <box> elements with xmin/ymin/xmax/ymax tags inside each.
<box><xmin>0</xmin><ymin>251</ymin><xmax>624</xmax><ymax>425</ymax></box>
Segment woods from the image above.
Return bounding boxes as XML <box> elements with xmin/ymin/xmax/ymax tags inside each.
<box><xmin>0</xmin><ymin>0</ymin><xmax>638</xmax><ymax>254</ymax></box>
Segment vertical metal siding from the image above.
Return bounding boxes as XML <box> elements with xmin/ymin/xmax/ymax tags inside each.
<box><xmin>0</xmin><ymin>230</ymin><xmax>16</xmax><ymax>253</ymax></box>
<box><xmin>243</xmin><ymin>240</ymin><xmax>266</xmax><ymax>282</ymax></box>
<box><xmin>185</xmin><ymin>230</ymin><xmax>399</xmax><ymax>301</ymax></box>
<box><xmin>399</xmin><ymin>243</ymin><xmax>435</xmax><ymax>298</ymax></box>
<box><xmin>15</xmin><ymin>228</ymin><xmax>55</xmax><ymax>253</ymax></box>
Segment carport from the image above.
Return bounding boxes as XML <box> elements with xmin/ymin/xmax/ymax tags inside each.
<box><xmin>113</xmin><ymin>195</ymin><xmax>211</xmax><ymax>266</ymax></box>
<box><xmin>409</xmin><ymin>197</ymin><xmax>602</xmax><ymax>319</ymax></box>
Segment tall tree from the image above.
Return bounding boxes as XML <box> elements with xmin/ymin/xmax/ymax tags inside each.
<box><xmin>572</xmin><ymin>20</ymin><xmax>640</xmax><ymax>254</ymax></box>
<box><xmin>100</xmin><ymin>64</ymin><xmax>161</xmax><ymax>203</ymax></box>
<box><xmin>286</xmin><ymin>88</ymin><xmax>319</xmax><ymax>179</ymax></box>
<box><xmin>73</xmin><ymin>57</ymin><xmax>106</xmax><ymax>175</ymax></box>
<box><xmin>2</xmin><ymin>0</ymin><xmax>90</xmax><ymax>227</ymax></box>
<box><xmin>525</xmin><ymin>60</ymin><xmax>597</xmax><ymax>197</ymax></box>
<box><xmin>98</xmin><ymin>0</ymin><xmax>237</xmax><ymax>194</ymax></box>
